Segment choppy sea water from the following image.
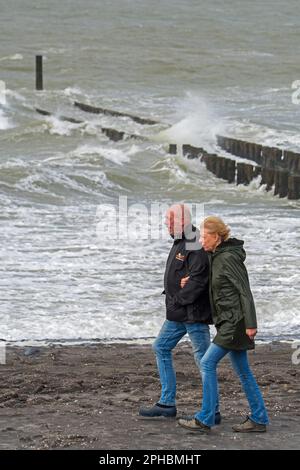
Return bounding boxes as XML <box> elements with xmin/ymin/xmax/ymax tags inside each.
<box><xmin>0</xmin><ymin>0</ymin><xmax>299</xmax><ymax>343</ymax></box>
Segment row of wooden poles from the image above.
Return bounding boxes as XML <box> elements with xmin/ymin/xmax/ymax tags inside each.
<box><xmin>169</xmin><ymin>139</ymin><xmax>300</xmax><ymax>200</ymax></box>
<box><xmin>34</xmin><ymin>55</ymin><xmax>300</xmax><ymax>199</ymax></box>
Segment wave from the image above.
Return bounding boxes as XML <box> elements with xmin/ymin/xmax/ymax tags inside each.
<box><xmin>157</xmin><ymin>93</ymin><xmax>224</xmax><ymax>151</ymax></box>
<box><xmin>63</xmin><ymin>86</ymin><xmax>86</xmax><ymax>97</ymax></box>
<box><xmin>0</xmin><ymin>53</ymin><xmax>23</xmax><ymax>62</ymax></box>
<box><xmin>0</xmin><ymin>157</ymin><xmax>117</xmax><ymax>202</ymax></box>
<box><xmin>0</xmin><ymin>109</ymin><xmax>13</xmax><ymax>130</ymax></box>
<box><xmin>70</xmin><ymin>144</ymin><xmax>130</xmax><ymax>165</ymax></box>
<box><xmin>221</xmin><ymin>118</ymin><xmax>300</xmax><ymax>152</ymax></box>
<box><xmin>43</xmin><ymin>115</ymin><xmax>84</xmax><ymax>136</ymax></box>
<box><xmin>5</xmin><ymin>85</ymin><xmax>300</xmax><ymax>155</ymax></box>
<box><xmin>1</xmin><ymin>89</ymin><xmax>299</xmax><ymax>207</ymax></box>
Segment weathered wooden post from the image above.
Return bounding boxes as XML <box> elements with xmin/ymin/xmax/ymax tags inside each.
<box><xmin>236</xmin><ymin>163</ymin><xmax>247</xmax><ymax>185</ymax></box>
<box><xmin>169</xmin><ymin>144</ymin><xmax>177</xmax><ymax>155</ymax></box>
<box><xmin>288</xmin><ymin>175</ymin><xmax>300</xmax><ymax>199</ymax></box>
<box><xmin>182</xmin><ymin>144</ymin><xmax>203</xmax><ymax>159</ymax></box>
<box><xmin>36</xmin><ymin>55</ymin><xmax>43</xmax><ymax>90</ymax></box>
<box><xmin>226</xmin><ymin>159</ymin><xmax>236</xmax><ymax>183</ymax></box>
<box><xmin>274</xmin><ymin>170</ymin><xmax>289</xmax><ymax>198</ymax></box>
<box><xmin>237</xmin><ymin>163</ymin><xmax>261</xmax><ymax>185</ymax></box>
<box><xmin>261</xmin><ymin>146</ymin><xmax>282</xmax><ymax>191</ymax></box>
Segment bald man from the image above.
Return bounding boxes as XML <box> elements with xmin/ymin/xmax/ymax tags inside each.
<box><xmin>139</xmin><ymin>204</ymin><xmax>221</xmax><ymax>423</ymax></box>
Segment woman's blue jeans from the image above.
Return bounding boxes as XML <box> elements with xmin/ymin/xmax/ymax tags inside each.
<box><xmin>195</xmin><ymin>343</ymin><xmax>269</xmax><ymax>427</ymax></box>
<box><xmin>152</xmin><ymin>319</ymin><xmax>219</xmax><ymax>410</ymax></box>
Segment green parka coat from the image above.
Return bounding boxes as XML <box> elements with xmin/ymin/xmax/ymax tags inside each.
<box><xmin>208</xmin><ymin>238</ymin><xmax>257</xmax><ymax>350</ymax></box>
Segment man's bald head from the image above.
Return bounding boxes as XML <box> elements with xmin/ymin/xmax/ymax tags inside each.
<box><xmin>165</xmin><ymin>204</ymin><xmax>191</xmax><ymax>236</ymax></box>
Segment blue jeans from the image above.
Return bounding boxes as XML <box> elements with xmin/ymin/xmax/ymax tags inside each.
<box><xmin>153</xmin><ymin>319</ymin><xmax>219</xmax><ymax>409</ymax></box>
<box><xmin>195</xmin><ymin>343</ymin><xmax>269</xmax><ymax>427</ymax></box>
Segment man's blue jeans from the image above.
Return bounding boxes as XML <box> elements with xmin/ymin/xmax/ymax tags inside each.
<box><xmin>152</xmin><ymin>319</ymin><xmax>217</xmax><ymax>408</ymax></box>
<box><xmin>195</xmin><ymin>343</ymin><xmax>269</xmax><ymax>427</ymax></box>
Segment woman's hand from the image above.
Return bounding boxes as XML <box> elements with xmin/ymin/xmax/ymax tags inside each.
<box><xmin>180</xmin><ymin>276</ymin><xmax>190</xmax><ymax>288</ymax></box>
<box><xmin>246</xmin><ymin>328</ymin><xmax>257</xmax><ymax>341</ymax></box>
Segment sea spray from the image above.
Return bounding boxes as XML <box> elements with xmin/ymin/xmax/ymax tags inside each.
<box><xmin>156</xmin><ymin>93</ymin><xmax>225</xmax><ymax>151</ymax></box>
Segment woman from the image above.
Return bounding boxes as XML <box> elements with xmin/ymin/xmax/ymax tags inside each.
<box><xmin>178</xmin><ymin>216</ymin><xmax>269</xmax><ymax>433</ymax></box>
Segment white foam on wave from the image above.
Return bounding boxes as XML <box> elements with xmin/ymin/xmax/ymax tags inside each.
<box><xmin>44</xmin><ymin>115</ymin><xmax>83</xmax><ymax>136</ymax></box>
<box><xmin>0</xmin><ymin>156</ymin><xmax>115</xmax><ymax>197</ymax></box>
<box><xmin>223</xmin><ymin>118</ymin><xmax>300</xmax><ymax>151</ymax></box>
<box><xmin>257</xmin><ymin>302</ymin><xmax>300</xmax><ymax>339</ymax></box>
<box><xmin>15</xmin><ymin>165</ymin><xmax>113</xmax><ymax>197</ymax></box>
<box><xmin>155</xmin><ymin>90</ymin><xmax>300</xmax><ymax>153</ymax></box>
<box><xmin>44</xmin><ymin>47</ymin><xmax>68</xmax><ymax>55</ymax></box>
<box><xmin>0</xmin><ymin>53</ymin><xmax>23</xmax><ymax>62</ymax></box>
<box><xmin>0</xmin><ymin>80</ymin><xmax>6</xmax><ymax>106</ymax></box>
<box><xmin>157</xmin><ymin>92</ymin><xmax>225</xmax><ymax>150</ymax></box>
<box><xmin>127</xmin><ymin>144</ymin><xmax>140</xmax><ymax>156</ymax></box>
<box><xmin>63</xmin><ymin>86</ymin><xmax>86</xmax><ymax>97</ymax></box>
<box><xmin>222</xmin><ymin>49</ymin><xmax>274</xmax><ymax>58</ymax></box>
<box><xmin>2</xmin><ymin>311</ymin><xmax>162</xmax><ymax>344</ymax></box>
<box><xmin>71</xmin><ymin>144</ymin><xmax>130</xmax><ymax>165</ymax></box>
<box><xmin>5</xmin><ymin>88</ymin><xmax>26</xmax><ymax>103</ymax></box>
<box><xmin>0</xmin><ymin>109</ymin><xmax>13</xmax><ymax>130</ymax></box>
<box><xmin>0</xmin><ymin>188</ymin><xmax>299</xmax><ymax>343</ymax></box>
<box><xmin>148</xmin><ymin>154</ymin><xmax>191</xmax><ymax>184</ymax></box>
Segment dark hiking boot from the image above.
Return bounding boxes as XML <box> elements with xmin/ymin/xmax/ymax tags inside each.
<box><xmin>215</xmin><ymin>411</ymin><xmax>221</xmax><ymax>425</ymax></box>
<box><xmin>178</xmin><ymin>417</ymin><xmax>211</xmax><ymax>433</ymax></box>
<box><xmin>232</xmin><ymin>416</ymin><xmax>267</xmax><ymax>433</ymax></box>
<box><xmin>139</xmin><ymin>403</ymin><xmax>177</xmax><ymax>418</ymax></box>
<box><xmin>177</xmin><ymin>411</ymin><xmax>221</xmax><ymax>425</ymax></box>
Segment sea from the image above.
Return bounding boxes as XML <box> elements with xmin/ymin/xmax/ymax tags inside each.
<box><xmin>0</xmin><ymin>0</ymin><xmax>299</xmax><ymax>344</ymax></box>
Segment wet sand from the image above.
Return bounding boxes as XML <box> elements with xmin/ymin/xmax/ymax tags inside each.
<box><xmin>0</xmin><ymin>341</ymin><xmax>299</xmax><ymax>450</ymax></box>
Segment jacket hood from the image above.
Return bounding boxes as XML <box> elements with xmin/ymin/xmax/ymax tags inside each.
<box><xmin>214</xmin><ymin>238</ymin><xmax>246</xmax><ymax>261</ymax></box>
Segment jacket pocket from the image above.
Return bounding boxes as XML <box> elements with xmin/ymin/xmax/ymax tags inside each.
<box><xmin>225</xmin><ymin>310</ymin><xmax>233</xmax><ymax>320</ymax></box>
<box><xmin>215</xmin><ymin>301</ymin><xmax>231</xmax><ymax>315</ymax></box>
<box><xmin>216</xmin><ymin>304</ymin><xmax>243</xmax><ymax>324</ymax></box>
<box><xmin>174</xmin><ymin>259</ymin><xmax>186</xmax><ymax>272</ymax></box>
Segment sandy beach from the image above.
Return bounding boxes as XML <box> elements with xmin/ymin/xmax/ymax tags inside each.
<box><xmin>0</xmin><ymin>341</ymin><xmax>299</xmax><ymax>450</ymax></box>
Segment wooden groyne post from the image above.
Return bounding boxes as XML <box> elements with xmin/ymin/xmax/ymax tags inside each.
<box><xmin>35</xmin><ymin>55</ymin><xmax>43</xmax><ymax>91</ymax></box>
<box><xmin>169</xmin><ymin>137</ymin><xmax>300</xmax><ymax>200</ymax></box>
<box><xmin>216</xmin><ymin>136</ymin><xmax>300</xmax><ymax>200</ymax></box>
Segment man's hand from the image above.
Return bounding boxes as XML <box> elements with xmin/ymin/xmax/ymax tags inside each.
<box><xmin>180</xmin><ymin>276</ymin><xmax>190</xmax><ymax>288</ymax></box>
<box><xmin>246</xmin><ymin>328</ymin><xmax>257</xmax><ymax>341</ymax></box>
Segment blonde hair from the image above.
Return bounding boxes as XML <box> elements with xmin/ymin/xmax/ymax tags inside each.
<box><xmin>201</xmin><ymin>216</ymin><xmax>231</xmax><ymax>241</ymax></box>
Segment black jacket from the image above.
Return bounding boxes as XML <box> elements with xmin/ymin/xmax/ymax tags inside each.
<box><xmin>163</xmin><ymin>224</ymin><xmax>212</xmax><ymax>324</ymax></box>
